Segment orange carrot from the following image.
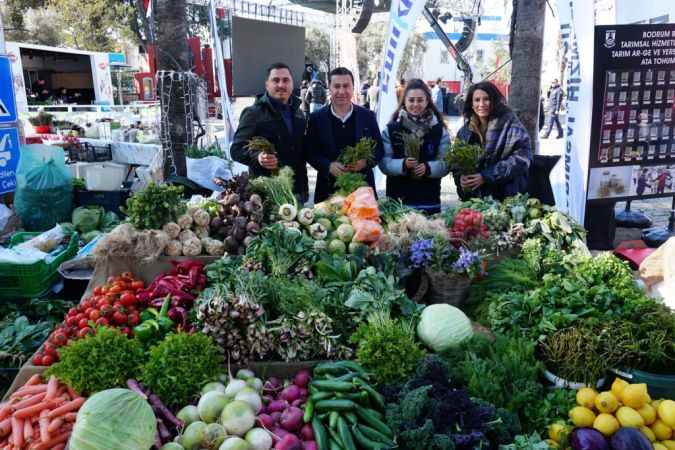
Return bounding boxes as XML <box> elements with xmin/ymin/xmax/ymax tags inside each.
<box><xmin>11</xmin><ymin>393</ymin><xmax>46</xmax><ymax>411</ymax></box>
<box><xmin>38</xmin><ymin>411</ymin><xmax>49</xmax><ymax>444</ymax></box>
<box><xmin>10</xmin><ymin>385</ymin><xmax>46</xmax><ymax>399</ymax></box>
<box><xmin>24</xmin><ymin>375</ymin><xmax>42</xmax><ymax>387</ymax></box>
<box><xmin>10</xmin><ymin>417</ymin><xmax>22</xmax><ymax>448</ymax></box>
<box><xmin>23</xmin><ymin>419</ymin><xmax>32</xmax><ymax>442</ymax></box>
<box><xmin>29</xmin><ymin>429</ymin><xmax>70</xmax><ymax>450</ymax></box>
<box><xmin>63</xmin><ymin>413</ymin><xmax>77</xmax><ymax>422</ymax></box>
<box><xmin>46</xmin><ymin>397</ymin><xmax>84</xmax><ymax>419</ymax></box>
<box><xmin>44</xmin><ymin>377</ymin><xmax>58</xmax><ymax>401</ymax></box>
<box><xmin>65</xmin><ymin>387</ymin><xmax>77</xmax><ymax>400</ymax></box>
<box><xmin>0</xmin><ymin>419</ymin><xmax>10</xmax><ymax>437</ymax></box>
<box><xmin>46</xmin><ymin>418</ymin><xmax>63</xmax><ymax>433</ymax></box>
<box><xmin>0</xmin><ymin>405</ymin><xmax>10</xmax><ymax>422</ymax></box>
<box><xmin>13</xmin><ymin>400</ymin><xmax>60</xmax><ymax>420</ymax></box>
<box><xmin>52</xmin><ymin>444</ymin><xmax>66</xmax><ymax>450</ymax></box>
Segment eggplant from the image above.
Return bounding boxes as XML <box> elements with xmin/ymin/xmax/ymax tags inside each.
<box><xmin>211</xmin><ymin>217</ymin><xmax>223</xmax><ymax>229</ymax></box>
<box><xmin>570</xmin><ymin>428</ymin><xmax>608</xmax><ymax>450</ymax></box>
<box><xmin>609</xmin><ymin>428</ymin><xmax>652</xmax><ymax>450</ymax></box>
<box><xmin>224</xmin><ymin>236</ymin><xmax>239</xmax><ymax>253</ymax></box>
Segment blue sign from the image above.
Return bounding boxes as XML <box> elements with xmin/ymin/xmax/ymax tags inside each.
<box><xmin>0</xmin><ymin>56</ymin><xmax>18</xmax><ymax>123</ymax></box>
<box><xmin>0</xmin><ymin>128</ymin><xmax>20</xmax><ymax>194</ymax></box>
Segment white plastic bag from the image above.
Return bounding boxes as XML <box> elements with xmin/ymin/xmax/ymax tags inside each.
<box><xmin>186</xmin><ymin>156</ymin><xmax>235</xmax><ymax>191</ymax></box>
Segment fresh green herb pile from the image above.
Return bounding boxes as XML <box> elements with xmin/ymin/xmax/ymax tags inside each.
<box><xmin>185</xmin><ymin>143</ymin><xmax>225</xmax><ymax>159</ymax></box>
<box><xmin>339</xmin><ymin>136</ymin><xmax>377</xmax><ymax>166</ymax></box>
<box><xmin>250</xmin><ymin>166</ymin><xmax>297</xmax><ymax>210</ymax></box>
<box><xmin>335</xmin><ymin>172</ymin><xmax>368</xmax><ymax>196</ymax></box>
<box><xmin>45</xmin><ymin>327</ymin><xmax>144</xmax><ymax>395</ymax></box>
<box><xmin>122</xmin><ymin>182</ymin><xmax>185</xmax><ymax>230</ymax></box>
<box><xmin>444</xmin><ymin>140</ymin><xmax>484</xmax><ymax>175</ymax></box>
<box><xmin>396</xmin><ymin>130</ymin><xmax>422</xmax><ymax>161</ymax></box>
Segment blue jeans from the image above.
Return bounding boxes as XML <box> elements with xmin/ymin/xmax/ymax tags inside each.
<box><xmin>544</xmin><ymin>113</ymin><xmax>563</xmax><ymax>138</ymax></box>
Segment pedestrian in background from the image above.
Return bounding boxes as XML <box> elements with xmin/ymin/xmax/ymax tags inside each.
<box><xmin>543</xmin><ymin>79</ymin><xmax>564</xmax><ymax>139</ymax></box>
<box><xmin>431</xmin><ymin>78</ymin><xmax>445</xmax><ymax>115</ymax></box>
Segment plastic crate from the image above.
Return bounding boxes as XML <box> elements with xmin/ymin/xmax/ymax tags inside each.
<box><xmin>0</xmin><ymin>232</ymin><xmax>79</xmax><ymax>299</ymax></box>
<box><xmin>74</xmin><ymin>189</ymin><xmax>130</xmax><ymax>215</ymax></box>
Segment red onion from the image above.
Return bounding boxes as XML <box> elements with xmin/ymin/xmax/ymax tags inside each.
<box><xmin>303</xmin><ymin>442</ymin><xmax>317</xmax><ymax>450</ymax></box>
<box><xmin>263</xmin><ymin>377</ymin><xmax>282</xmax><ymax>395</ymax></box>
<box><xmin>270</xmin><ymin>411</ymin><xmax>282</xmax><ymax>424</ymax></box>
<box><xmin>275</xmin><ymin>434</ymin><xmax>302</xmax><ymax>450</ymax></box>
<box><xmin>257</xmin><ymin>413</ymin><xmax>274</xmax><ymax>429</ymax></box>
<box><xmin>300</xmin><ymin>423</ymin><xmax>314</xmax><ymax>441</ymax></box>
<box><xmin>280</xmin><ymin>385</ymin><xmax>301</xmax><ymax>402</ymax></box>
<box><xmin>293</xmin><ymin>369</ymin><xmax>311</xmax><ymax>388</ymax></box>
<box><xmin>268</xmin><ymin>400</ymin><xmax>289</xmax><ymax>413</ymax></box>
<box><xmin>280</xmin><ymin>407</ymin><xmax>304</xmax><ymax>432</ymax></box>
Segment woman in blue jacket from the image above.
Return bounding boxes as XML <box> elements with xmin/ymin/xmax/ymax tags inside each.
<box><xmin>379</xmin><ymin>79</ymin><xmax>450</xmax><ymax>214</ymax></box>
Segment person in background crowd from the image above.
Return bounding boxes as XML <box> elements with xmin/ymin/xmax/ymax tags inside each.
<box><xmin>361</xmin><ymin>80</ymin><xmax>371</xmax><ymax>109</ymax></box>
<box><xmin>396</xmin><ymin>77</ymin><xmax>406</xmax><ymax>103</ymax></box>
<box><xmin>453</xmin><ymin>81</ymin><xmax>532</xmax><ymax>201</ymax></box>
<box><xmin>230</xmin><ymin>62</ymin><xmax>309</xmax><ymax>202</ymax></box>
<box><xmin>302</xmin><ymin>65</ymin><xmax>315</xmax><ymax>84</ymax></box>
<box><xmin>55</xmin><ymin>87</ymin><xmax>69</xmax><ymax>104</ymax></box>
<box><xmin>367</xmin><ymin>80</ymin><xmax>379</xmax><ymax>113</ymax></box>
<box><xmin>305</xmin><ymin>67</ymin><xmax>384</xmax><ymax>203</ymax></box>
<box><xmin>538</xmin><ymin>94</ymin><xmax>545</xmax><ymax>131</ymax></box>
<box><xmin>379</xmin><ymin>79</ymin><xmax>450</xmax><ymax>214</ymax></box>
<box><xmin>431</xmin><ymin>78</ymin><xmax>444</xmax><ymax>114</ymax></box>
<box><xmin>543</xmin><ymin>79</ymin><xmax>564</xmax><ymax>139</ymax></box>
<box><xmin>305</xmin><ymin>79</ymin><xmax>327</xmax><ymax>113</ymax></box>
<box><xmin>300</xmin><ymin>80</ymin><xmax>310</xmax><ymax>115</ymax></box>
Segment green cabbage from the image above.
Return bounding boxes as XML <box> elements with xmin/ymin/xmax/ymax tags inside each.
<box><xmin>72</xmin><ymin>206</ymin><xmax>103</xmax><ymax>233</ymax></box>
<box><xmin>70</xmin><ymin>388</ymin><xmax>157</xmax><ymax>450</ymax></box>
<box><xmin>417</xmin><ymin>304</ymin><xmax>473</xmax><ymax>352</ymax></box>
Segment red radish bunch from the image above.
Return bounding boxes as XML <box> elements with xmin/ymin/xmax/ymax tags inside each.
<box><xmin>257</xmin><ymin>370</ymin><xmax>315</xmax><ymax>450</ymax></box>
<box><xmin>32</xmin><ymin>272</ymin><xmax>147</xmax><ymax>366</ymax></box>
<box><xmin>450</xmin><ymin>209</ymin><xmax>489</xmax><ymax>242</ymax></box>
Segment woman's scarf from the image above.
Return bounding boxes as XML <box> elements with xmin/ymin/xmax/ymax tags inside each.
<box><xmin>398</xmin><ymin>108</ymin><xmax>438</xmax><ymax>138</ymax></box>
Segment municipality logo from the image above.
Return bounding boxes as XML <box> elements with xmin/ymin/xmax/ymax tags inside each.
<box><xmin>604</xmin><ymin>30</ymin><xmax>616</xmax><ymax>48</ymax></box>
<box><xmin>0</xmin><ymin>133</ymin><xmax>13</xmax><ymax>168</ymax></box>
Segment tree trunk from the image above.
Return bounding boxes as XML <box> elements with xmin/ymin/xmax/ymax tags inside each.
<box><xmin>508</xmin><ymin>0</ymin><xmax>546</xmax><ymax>152</ymax></box>
<box><xmin>155</xmin><ymin>0</ymin><xmax>191</xmax><ymax>177</ymax></box>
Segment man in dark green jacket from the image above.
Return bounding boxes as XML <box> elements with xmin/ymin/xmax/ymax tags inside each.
<box><xmin>230</xmin><ymin>62</ymin><xmax>309</xmax><ymax>202</ymax></box>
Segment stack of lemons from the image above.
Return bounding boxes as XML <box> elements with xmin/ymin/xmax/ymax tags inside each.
<box><xmin>565</xmin><ymin>379</ymin><xmax>675</xmax><ymax>449</ymax></box>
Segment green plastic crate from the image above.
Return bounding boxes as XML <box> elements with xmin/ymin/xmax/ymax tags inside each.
<box><xmin>0</xmin><ymin>232</ymin><xmax>79</xmax><ymax>299</ymax></box>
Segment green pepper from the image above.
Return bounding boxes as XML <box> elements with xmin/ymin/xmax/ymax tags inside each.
<box><xmin>133</xmin><ymin>319</ymin><xmax>159</xmax><ymax>341</ymax></box>
<box><xmin>140</xmin><ymin>308</ymin><xmax>158</xmax><ymax>322</ymax></box>
<box><xmin>157</xmin><ymin>296</ymin><xmax>174</xmax><ymax>332</ymax></box>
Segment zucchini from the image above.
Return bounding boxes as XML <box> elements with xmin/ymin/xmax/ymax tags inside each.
<box><xmin>311</xmin><ymin>380</ymin><xmax>356</xmax><ymax>393</ymax></box>
<box><xmin>354</xmin><ymin>407</ymin><xmax>394</xmax><ymax>438</ymax></box>
<box><xmin>312</xmin><ymin>416</ymin><xmax>329</xmax><ymax>450</ymax></box>
<box><xmin>337</xmin><ymin>416</ymin><xmax>357</xmax><ymax>450</ymax></box>
<box><xmin>315</xmin><ymin>399</ymin><xmax>357</xmax><ymax>412</ymax></box>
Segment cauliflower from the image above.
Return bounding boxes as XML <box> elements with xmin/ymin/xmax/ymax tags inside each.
<box><xmin>177</xmin><ymin>213</ymin><xmax>193</xmax><ymax>230</ymax></box>
<box><xmin>201</xmin><ymin>237</ymin><xmax>225</xmax><ymax>256</ymax></box>
<box><xmin>182</xmin><ymin>237</ymin><xmax>202</xmax><ymax>256</ymax></box>
<box><xmin>165</xmin><ymin>240</ymin><xmax>183</xmax><ymax>256</ymax></box>
<box><xmin>162</xmin><ymin>222</ymin><xmax>181</xmax><ymax>239</ymax></box>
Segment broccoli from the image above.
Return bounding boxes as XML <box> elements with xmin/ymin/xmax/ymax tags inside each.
<box><xmin>430</xmin><ymin>433</ymin><xmax>456</xmax><ymax>450</ymax></box>
<box><xmin>414</xmin><ymin>354</ymin><xmax>450</xmax><ymax>384</ymax></box>
<box><xmin>397</xmin><ymin>419</ymin><xmax>435</xmax><ymax>449</ymax></box>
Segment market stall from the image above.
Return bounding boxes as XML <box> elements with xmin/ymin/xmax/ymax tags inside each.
<box><xmin>0</xmin><ymin>138</ymin><xmax>674</xmax><ymax>450</ymax></box>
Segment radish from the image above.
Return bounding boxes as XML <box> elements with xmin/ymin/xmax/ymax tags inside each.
<box><xmin>298</xmin><ymin>389</ymin><xmax>308</xmax><ymax>399</ymax></box>
<box><xmin>257</xmin><ymin>414</ymin><xmax>274</xmax><ymax>429</ymax></box>
<box><xmin>267</xmin><ymin>400</ymin><xmax>288</xmax><ymax>413</ymax></box>
<box><xmin>274</xmin><ymin>434</ymin><xmax>301</xmax><ymax>450</ymax></box>
<box><xmin>302</xmin><ymin>442</ymin><xmax>317</xmax><ymax>450</ymax></box>
<box><xmin>270</xmin><ymin>427</ymin><xmax>290</xmax><ymax>444</ymax></box>
<box><xmin>279</xmin><ymin>407</ymin><xmax>303</xmax><ymax>432</ymax></box>
<box><xmin>300</xmin><ymin>423</ymin><xmax>314</xmax><ymax>441</ymax></box>
<box><xmin>292</xmin><ymin>370</ymin><xmax>311</xmax><ymax>389</ymax></box>
<box><xmin>270</xmin><ymin>412</ymin><xmax>282</xmax><ymax>424</ymax></box>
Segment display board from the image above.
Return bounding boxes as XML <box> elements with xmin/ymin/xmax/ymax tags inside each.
<box><xmin>0</xmin><ymin>55</ymin><xmax>20</xmax><ymax>195</ymax></box>
<box><xmin>587</xmin><ymin>24</ymin><xmax>675</xmax><ymax>203</ymax></box>
<box><xmin>230</xmin><ymin>17</ymin><xmax>304</xmax><ymax>97</ymax></box>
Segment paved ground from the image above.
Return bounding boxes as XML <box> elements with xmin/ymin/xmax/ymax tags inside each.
<box><xmin>229</xmin><ymin>98</ymin><xmax>673</xmax><ymax>237</ymax></box>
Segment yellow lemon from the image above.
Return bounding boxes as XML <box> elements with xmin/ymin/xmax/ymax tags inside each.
<box><xmin>621</xmin><ymin>383</ymin><xmax>650</xmax><ymax>409</ymax></box>
<box><xmin>577</xmin><ymin>388</ymin><xmax>598</xmax><ymax>409</ymax></box>
<box><xmin>595</xmin><ymin>391</ymin><xmax>620</xmax><ymax>414</ymax></box>
<box><xmin>570</xmin><ymin>406</ymin><xmax>596</xmax><ymax>427</ymax></box>
<box><xmin>638</xmin><ymin>403</ymin><xmax>657</xmax><ymax>425</ymax></box>
<box><xmin>655</xmin><ymin>443</ymin><xmax>669</xmax><ymax>450</ymax></box>
<box><xmin>640</xmin><ymin>425</ymin><xmax>656</xmax><ymax>442</ymax></box>
<box><xmin>654</xmin><ymin>400</ymin><xmax>664</xmax><ymax>410</ymax></box>
<box><xmin>594</xmin><ymin>413</ymin><xmax>620</xmax><ymax>437</ymax></box>
<box><xmin>652</xmin><ymin>420</ymin><xmax>674</xmax><ymax>441</ymax></box>
<box><xmin>611</xmin><ymin>378</ymin><xmax>629</xmax><ymax>399</ymax></box>
<box><xmin>658</xmin><ymin>400</ymin><xmax>675</xmax><ymax>428</ymax></box>
<box><xmin>661</xmin><ymin>439</ymin><xmax>675</xmax><ymax>450</ymax></box>
<box><xmin>617</xmin><ymin>406</ymin><xmax>646</xmax><ymax>427</ymax></box>
<box><xmin>548</xmin><ymin>422</ymin><xmax>568</xmax><ymax>443</ymax></box>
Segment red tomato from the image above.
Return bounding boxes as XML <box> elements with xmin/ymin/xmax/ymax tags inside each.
<box><xmin>120</xmin><ymin>293</ymin><xmax>136</xmax><ymax>307</ymax></box>
<box><xmin>41</xmin><ymin>354</ymin><xmax>54</xmax><ymax>366</ymax></box>
<box><xmin>109</xmin><ymin>284</ymin><xmax>124</xmax><ymax>294</ymax></box>
<box><xmin>121</xmin><ymin>271</ymin><xmax>134</xmax><ymax>279</ymax></box>
<box><xmin>43</xmin><ymin>343</ymin><xmax>58</xmax><ymax>357</ymax></box>
<box><xmin>101</xmin><ymin>305</ymin><xmax>113</xmax><ymax>317</ymax></box>
<box><xmin>66</xmin><ymin>316</ymin><xmax>78</xmax><ymax>327</ymax></box>
<box><xmin>78</xmin><ymin>318</ymin><xmax>90</xmax><ymax>329</ymax></box>
<box><xmin>67</xmin><ymin>307</ymin><xmax>78</xmax><ymax>317</ymax></box>
<box><xmin>95</xmin><ymin>317</ymin><xmax>110</xmax><ymax>327</ymax></box>
<box><xmin>50</xmin><ymin>331</ymin><xmax>68</xmax><ymax>346</ymax></box>
<box><xmin>89</xmin><ymin>309</ymin><xmax>101</xmax><ymax>321</ymax></box>
<box><xmin>127</xmin><ymin>312</ymin><xmax>140</xmax><ymax>327</ymax></box>
<box><xmin>131</xmin><ymin>280</ymin><xmax>145</xmax><ymax>290</ymax></box>
<box><xmin>78</xmin><ymin>327</ymin><xmax>94</xmax><ymax>339</ymax></box>
<box><xmin>112</xmin><ymin>311</ymin><xmax>128</xmax><ymax>326</ymax></box>
<box><xmin>93</xmin><ymin>286</ymin><xmax>104</xmax><ymax>295</ymax></box>
<box><xmin>107</xmin><ymin>276</ymin><xmax>117</xmax><ymax>285</ymax></box>
<box><xmin>120</xmin><ymin>326</ymin><xmax>132</xmax><ymax>337</ymax></box>
<box><xmin>32</xmin><ymin>353</ymin><xmax>43</xmax><ymax>366</ymax></box>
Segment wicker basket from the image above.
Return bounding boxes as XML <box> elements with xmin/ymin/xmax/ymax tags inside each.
<box><xmin>426</xmin><ymin>270</ymin><xmax>471</xmax><ymax>306</ymax></box>
<box><xmin>405</xmin><ymin>270</ymin><xmax>429</xmax><ymax>303</ymax></box>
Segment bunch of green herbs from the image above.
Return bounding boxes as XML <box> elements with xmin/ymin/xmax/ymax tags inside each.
<box><xmin>334</xmin><ymin>172</ymin><xmax>368</xmax><ymax>196</ymax></box>
<box><xmin>444</xmin><ymin>139</ymin><xmax>484</xmax><ymax>175</ymax></box>
<box><xmin>339</xmin><ymin>136</ymin><xmax>377</xmax><ymax>166</ymax></box>
<box><xmin>122</xmin><ymin>182</ymin><xmax>185</xmax><ymax>230</ymax></box>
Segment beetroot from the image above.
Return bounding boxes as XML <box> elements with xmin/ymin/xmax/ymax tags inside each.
<box><xmin>280</xmin><ymin>407</ymin><xmax>304</xmax><ymax>432</ymax></box>
<box><xmin>300</xmin><ymin>423</ymin><xmax>314</xmax><ymax>441</ymax></box>
<box><xmin>303</xmin><ymin>442</ymin><xmax>317</xmax><ymax>450</ymax></box>
<box><xmin>268</xmin><ymin>400</ymin><xmax>289</xmax><ymax>413</ymax></box>
<box><xmin>293</xmin><ymin>370</ymin><xmax>311</xmax><ymax>388</ymax></box>
<box><xmin>280</xmin><ymin>385</ymin><xmax>301</xmax><ymax>402</ymax></box>
<box><xmin>275</xmin><ymin>434</ymin><xmax>302</xmax><ymax>450</ymax></box>
<box><xmin>257</xmin><ymin>413</ymin><xmax>274</xmax><ymax>429</ymax></box>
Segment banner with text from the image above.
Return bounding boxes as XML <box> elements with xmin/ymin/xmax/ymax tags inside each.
<box><xmin>552</xmin><ymin>0</ymin><xmax>594</xmax><ymax>225</ymax></box>
<box><xmin>376</xmin><ymin>0</ymin><xmax>426</xmax><ymax>129</ymax></box>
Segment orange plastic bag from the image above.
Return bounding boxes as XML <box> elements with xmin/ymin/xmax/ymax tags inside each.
<box><xmin>342</xmin><ymin>187</ymin><xmax>380</xmax><ymax>221</ymax></box>
<box><xmin>351</xmin><ymin>219</ymin><xmax>384</xmax><ymax>244</ymax></box>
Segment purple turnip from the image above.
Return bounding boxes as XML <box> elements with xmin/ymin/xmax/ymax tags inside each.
<box><xmin>271</xmin><ymin>427</ymin><xmax>290</xmax><ymax>444</ymax></box>
<box><xmin>257</xmin><ymin>414</ymin><xmax>274</xmax><ymax>429</ymax></box>
<box><xmin>298</xmin><ymin>389</ymin><xmax>308</xmax><ymax>399</ymax></box>
<box><xmin>303</xmin><ymin>442</ymin><xmax>317</xmax><ymax>450</ymax></box>
<box><xmin>270</xmin><ymin>412</ymin><xmax>282</xmax><ymax>424</ymax></box>
<box><xmin>279</xmin><ymin>385</ymin><xmax>301</xmax><ymax>403</ymax></box>
<box><xmin>267</xmin><ymin>400</ymin><xmax>289</xmax><ymax>413</ymax></box>
<box><xmin>280</xmin><ymin>407</ymin><xmax>303</xmax><ymax>432</ymax></box>
<box><xmin>263</xmin><ymin>377</ymin><xmax>282</xmax><ymax>396</ymax></box>
<box><xmin>291</xmin><ymin>399</ymin><xmax>303</xmax><ymax>407</ymax></box>
<box><xmin>275</xmin><ymin>434</ymin><xmax>302</xmax><ymax>450</ymax></box>
<box><xmin>293</xmin><ymin>370</ymin><xmax>311</xmax><ymax>388</ymax></box>
<box><xmin>300</xmin><ymin>424</ymin><xmax>314</xmax><ymax>441</ymax></box>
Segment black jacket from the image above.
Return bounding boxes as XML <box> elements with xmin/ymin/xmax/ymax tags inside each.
<box><xmin>305</xmin><ymin>104</ymin><xmax>384</xmax><ymax>203</ymax></box>
<box><xmin>230</xmin><ymin>93</ymin><xmax>308</xmax><ymax>199</ymax></box>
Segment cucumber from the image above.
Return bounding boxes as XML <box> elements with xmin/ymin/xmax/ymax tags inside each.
<box><xmin>315</xmin><ymin>399</ymin><xmax>357</xmax><ymax>412</ymax></box>
<box><xmin>312</xmin><ymin>416</ymin><xmax>329</xmax><ymax>450</ymax></box>
<box><xmin>337</xmin><ymin>416</ymin><xmax>357</xmax><ymax>450</ymax></box>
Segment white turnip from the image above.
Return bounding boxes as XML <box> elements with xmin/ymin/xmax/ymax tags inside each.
<box><xmin>245</xmin><ymin>428</ymin><xmax>273</xmax><ymax>450</ymax></box>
